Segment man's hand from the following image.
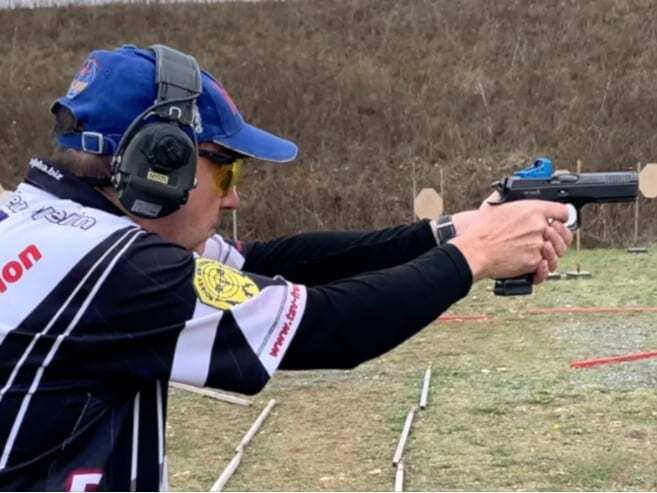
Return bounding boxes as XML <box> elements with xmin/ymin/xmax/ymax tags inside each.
<box><xmin>449</xmin><ymin>201</ymin><xmax>573</xmax><ymax>283</ymax></box>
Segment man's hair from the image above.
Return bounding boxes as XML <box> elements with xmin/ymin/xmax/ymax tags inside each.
<box><xmin>51</xmin><ymin>106</ymin><xmax>113</xmax><ymax>185</ymax></box>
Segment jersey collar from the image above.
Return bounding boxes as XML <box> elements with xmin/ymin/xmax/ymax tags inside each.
<box><xmin>25</xmin><ymin>157</ymin><xmax>125</xmax><ymax>217</ymax></box>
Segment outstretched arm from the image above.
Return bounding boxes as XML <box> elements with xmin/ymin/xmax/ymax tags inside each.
<box><xmin>242</xmin><ymin>220</ymin><xmax>438</xmax><ymax>285</ymax></box>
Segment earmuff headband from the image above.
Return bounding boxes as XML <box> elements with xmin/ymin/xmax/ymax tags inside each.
<box><xmin>111</xmin><ymin>45</ymin><xmax>203</xmax><ymax>219</ymax></box>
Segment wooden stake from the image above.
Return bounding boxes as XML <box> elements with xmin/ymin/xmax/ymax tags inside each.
<box><xmin>439</xmin><ymin>167</ymin><xmax>445</xmax><ymax>201</ymax></box>
<box><xmin>411</xmin><ymin>160</ymin><xmax>417</xmax><ymax>223</ymax></box>
<box><xmin>236</xmin><ymin>399</ymin><xmax>276</xmax><ymax>452</ymax></box>
<box><xmin>210</xmin><ymin>450</ymin><xmax>242</xmax><ymax>492</ymax></box>
<box><xmin>393</xmin><ymin>406</ymin><xmax>416</xmax><ymax>466</ymax></box>
<box><xmin>394</xmin><ymin>460</ymin><xmax>405</xmax><ymax>492</ymax></box>
<box><xmin>576</xmin><ymin>160</ymin><xmax>582</xmax><ymax>273</ymax></box>
<box><xmin>566</xmin><ymin>160</ymin><xmax>592</xmax><ymax>278</ymax></box>
<box><xmin>169</xmin><ymin>382</ymin><xmax>252</xmax><ymax>407</ymax></box>
<box><xmin>419</xmin><ymin>366</ymin><xmax>432</xmax><ymax>409</ymax></box>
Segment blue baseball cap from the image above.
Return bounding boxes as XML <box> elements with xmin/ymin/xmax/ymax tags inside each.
<box><xmin>52</xmin><ymin>45</ymin><xmax>298</xmax><ymax>163</ymax></box>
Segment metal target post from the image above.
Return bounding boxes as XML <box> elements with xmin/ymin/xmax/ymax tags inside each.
<box><xmin>634</xmin><ymin>162</ymin><xmax>641</xmax><ymax>244</ymax></box>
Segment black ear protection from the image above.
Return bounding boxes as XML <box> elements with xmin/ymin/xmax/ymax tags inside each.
<box><xmin>111</xmin><ymin>45</ymin><xmax>202</xmax><ymax>219</ymax></box>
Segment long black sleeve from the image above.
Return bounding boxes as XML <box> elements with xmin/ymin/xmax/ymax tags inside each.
<box><xmin>242</xmin><ymin>220</ymin><xmax>437</xmax><ymax>285</ymax></box>
<box><xmin>281</xmin><ymin>243</ymin><xmax>472</xmax><ymax>370</ymax></box>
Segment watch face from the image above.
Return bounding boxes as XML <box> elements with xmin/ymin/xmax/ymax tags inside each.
<box><xmin>436</xmin><ymin>217</ymin><xmax>456</xmax><ymax>244</ymax></box>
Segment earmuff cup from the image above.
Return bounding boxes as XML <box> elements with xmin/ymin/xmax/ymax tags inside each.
<box><xmin>115</xmin><ymin>123</ymin><xmax>197</xmax><ymax>218</ymax></box>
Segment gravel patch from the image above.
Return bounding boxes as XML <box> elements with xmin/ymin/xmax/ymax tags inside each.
<box><xmin>550</xmin><ymin>314</ymin><xmax>657</xmax><ymax>392</ymax></box>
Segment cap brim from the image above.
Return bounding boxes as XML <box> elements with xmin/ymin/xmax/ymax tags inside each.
<box><xmin>212</xmin><ymin>122</ymin><xmax>298</xmax><ymax>163</ymax></box>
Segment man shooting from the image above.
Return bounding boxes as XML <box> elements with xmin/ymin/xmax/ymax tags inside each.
<box><xmin>0</xmin><ymin>44</ymin><xmax>572</xmax><ymax>491</ymax></box>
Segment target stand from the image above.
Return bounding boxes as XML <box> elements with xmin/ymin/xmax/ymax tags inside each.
<box><xmin>626</xmin><ymin>163</ymin><xmax>657</xmax><ymax>254</ymax></box>
<box><xmin>565</xmin><ymin>269</ymin><xmax>592</xmax><ymax>280</ymax></box>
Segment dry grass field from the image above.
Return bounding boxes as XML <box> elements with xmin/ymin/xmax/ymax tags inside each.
<box><xmin>1</xmin><ymin>0</ymin><xmax>656</xmax><ymax>243</ymax></box>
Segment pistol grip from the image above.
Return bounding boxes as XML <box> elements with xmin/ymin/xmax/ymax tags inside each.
<box><xmin>494</xmin><ymin>274</ymin><xmax>534</xmax><ymax>296</ymax></box>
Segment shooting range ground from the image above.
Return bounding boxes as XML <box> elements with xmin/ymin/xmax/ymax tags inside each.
<box><xmin>167</xmin><ymin>247</ymin><xmax>657</xmax><ymax>490</ymax></box>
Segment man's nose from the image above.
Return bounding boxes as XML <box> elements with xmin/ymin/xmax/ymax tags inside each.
<box><xmin>221</xmin><ymin>187</ymin><xmax>240</xmax><ymax>210</ymax></box>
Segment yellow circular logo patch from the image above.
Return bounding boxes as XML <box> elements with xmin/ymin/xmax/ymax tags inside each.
<box><xmin>194</xmin><ymin>258</ymin><xmax>260</xmax><ymax>310</ymax></box>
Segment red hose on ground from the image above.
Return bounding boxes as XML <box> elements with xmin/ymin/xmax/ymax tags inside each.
<box><xmin>571</xmin><ymin>351</ymin><xmax>657</xmax><ymax>369</ymax></box>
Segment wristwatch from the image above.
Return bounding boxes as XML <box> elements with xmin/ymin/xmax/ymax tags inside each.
<box><xmin>430</xmin><ymin>215</ymin><xmax>456</xmax><ymax>245</ymax></box>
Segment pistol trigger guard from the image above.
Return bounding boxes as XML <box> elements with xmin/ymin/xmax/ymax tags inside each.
<box><xmin>565</xmin><ymin>204</ymin><xmax>579</xmax><ymax>230</ymax></box>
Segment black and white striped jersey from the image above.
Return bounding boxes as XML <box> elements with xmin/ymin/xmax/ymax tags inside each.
<box><xmin>0</xmin><ymin>158</ymin><xmax>472</xmax><ymax>491</ymax></box>
<box><xmin>0</xmin><ymin>159</ymin><xmax>306</xmax><ymax>491</ymax></box>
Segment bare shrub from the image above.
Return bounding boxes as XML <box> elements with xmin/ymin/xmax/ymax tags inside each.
<box><xmin>1</xmin><ymin>0</ymin><xmax>655</xmax><ymax>244</ymax></box>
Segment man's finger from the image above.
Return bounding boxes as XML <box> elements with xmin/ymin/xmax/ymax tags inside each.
<box><xmin>542</xmin><ymin>241</ymin><xmax>559</xmax><ymax>272</ymax></box>
<box><xmin>481</xmin><ymin>191</ymin><xmax>501</xmax><ymax>209</ymax></box>
<box><xmin>533</xmin><ymin>201</ymin><xmax>570</xmax><ymax>223</ymax></box>
<box><xmin>533</xmin><ymin>200</ymin><xmax>569</xmax><ymax>223</ymax></box>
<box><xmin>544</xmin><ymin>226</ymin><xmax>567</xmax><ymax>258</ymax></box>
<box><xmin>533</xmin><ymin>260</ymin><xmax>549</xmax><ymax>285</ymax></box>
<box><xmin>551</xmin><ymin>220</ymin><xmax>574</xmax><ymax>249</ymax></box>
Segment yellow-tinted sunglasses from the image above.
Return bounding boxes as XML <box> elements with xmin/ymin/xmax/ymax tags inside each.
<box><xmin>199</xmin><ymin>148</ymin><xmax>245</xmax><ymax>197</ymax></box>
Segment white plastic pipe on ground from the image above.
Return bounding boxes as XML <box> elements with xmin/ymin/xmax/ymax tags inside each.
<box><xmin>394</xmin><ymin>460</ymin><xmax>404</xmax><ymax>492</ymax></box>
<box><xmin>236</xmin><ymin>399</ymin><xmax>276</xmax><ymax>452</ymax></box>
<box><xmin>169</xmin><ymin>382</ymin><xmax>252</xmax><ymax>407</ymax></box>
<box><xmin>419</xmin><ymin>366</ymin><xmax>432</xmax><ymax>409</ymax></box>
<box><xmin>210</xmin><ymin>399</ymin><xmax>277</xmax><ymax>491</ymax></box>
<box><xmin>392</xmin><ymin>406</ymin><xmax>416</xmax><ymax>466</ymax></box>
<box><xmin>210</xmin><ymin>450</ymin><xmax>242</xmax><ymax>492</ymax></box>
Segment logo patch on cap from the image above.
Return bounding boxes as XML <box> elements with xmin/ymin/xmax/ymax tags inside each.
<box><xmin>66</xmin><ymin>58</ymin><xmax>98</xmax><ymax>99</ymax></box>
